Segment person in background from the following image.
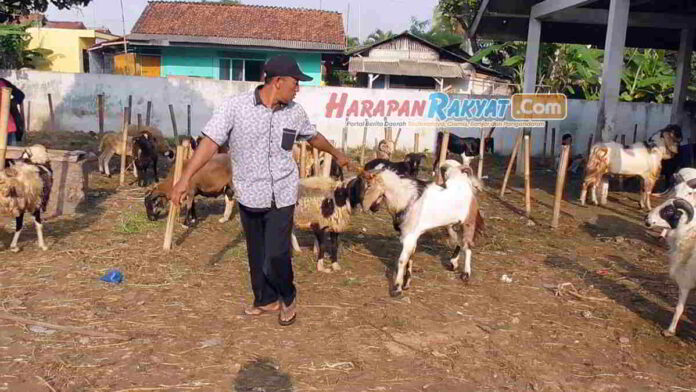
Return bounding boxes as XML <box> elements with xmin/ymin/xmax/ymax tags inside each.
<box><xmin>0</xmin><ymin>78</ymin><xmax>26</xmax><ymax>146</ymax></box>
<box><xmin>556</xmin><ymin>133</ymin><xmax>585</xmax><ymax>175</ymax></box>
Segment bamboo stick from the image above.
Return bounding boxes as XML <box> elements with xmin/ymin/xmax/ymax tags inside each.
<box><xmin>26</xmin><ymin>100</ymin><xmax>30</xmax><ymax>133</ymax></box>
<box><xmin>164</xmin><ymin>144</ymin><xmax>186</xmax><ymax>251</ymax></box>
<box><xmin>500</xmin><ymin>131</ymin><xmax>523</xmax><ymax>198</ymax></box>
<box><xmin>341</xmin><ymin>127</ymin><xmax>347</xmax><ymax>152</ymax></box>
<box><xmin>168</xmin><ymin>104</ymin><xmax>179</xmax><ymax>143</ymax></box>
<box><xmin>97</xmin><ymin>94</ymin><xmax>104</xmax><ymax>134</ymax></box>
<box><xmin>0</xmin><ymin>87</ymin><xmax>11</xmax><ymax>168</ymax></box>
<box><xmin>550</xmin><ymin>127</ymin><xmax>556</xmax><ymax>161</ymax></box>
<box><xmin>359</xmin><ymin>126</ymin><xmax>367</xmax><ymax>166</ymax></box>
<box><xmin>414</xmin><ymin>133</ymin><xmax>419</xmax><ymax>153</ymax></box>
<box><xmin>48</xmin><ymin>93</ymin><xmax>55</xmax><ymax>131</ymax></box>
<box><xmin>127</xmin><ymin>95</ymin><xmax>132</xmax><ymax>125</ymax></box>
<box><xmin>542</xmin><ymin>122</ymin><xmax>548</xmax><ymax>161</ymax></box>
<box><xmin>436</xmin><ymin>131</ymin><xmax>449</xmax><ymax>185</ymax></box>
<box><xmin>146</xmin><ymin>101</ymin><xmax>152</xmax><ymax>126</ymax></box>
<box><xmin>524</xmin><ymin>134</ymin><xmax>531</xmax><ymax>217</ymax></box>
<box><xmin>299</xmin><ymin>141</ymin><xmax>306</xmax><ymax>178</ymax></box>
<box><xmin>633</xmin><ymin>124</ymin><xmax>637</xmax><ymax>144</ymax></box>
<box><xmin>119</xmin><ymin>107</ymin><xmax>129</xmax><ymax>186</ymax></box>
<box><xmin>187</xmin><ymin>104</ymin><xmax>191</xmax><ymax>137</ymax></box>
<box><xmin>477</xmin><ymin>127</ymin><xmax>485</xmax><ymax>180</ymax></box>
<box><xmin>587</xmin><ymin>134</ymin><xmax>594</xmax><ymax>158</ymax></box>
<box><xmin>394</xmin><ymin>128</ymin><xmax>402</xmax><ymax>149</ymax></box>
<box><xmin>313</xmin><ymin>147</ymin><xmax>320</xmax><ymax>177</ymax></box>
<box><xmin>552</xmin><ymin>145</ymin><xmax>571</xmax><ymax>229</ymax></box>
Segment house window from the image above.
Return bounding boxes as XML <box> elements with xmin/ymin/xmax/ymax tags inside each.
<box><xmin>220</xmin><ymin>58</ymin><xmax>265</xmax><ymax>82</ymax></box>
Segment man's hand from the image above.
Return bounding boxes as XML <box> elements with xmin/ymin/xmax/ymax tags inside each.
<box><xmin>336</xmin><ymin>154</ymin><xmax>359</xmax><ymax>173</ymax></box>
<box><xmin>169</xmin><ymin>177</ymin><xmax>190</xmax><ymax>207</ymax></box>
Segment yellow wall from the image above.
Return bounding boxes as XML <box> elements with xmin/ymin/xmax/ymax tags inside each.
<box><xmin>27</xmin><ymin>27</ymin><xmax>117</xmax><ymax>73</ymax></box>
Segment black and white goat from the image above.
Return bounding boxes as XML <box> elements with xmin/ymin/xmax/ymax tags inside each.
<box><xmin>364</xmin><ymin>153</ymin><xmax>426</xmax><ymax>178</ymax></box>
<box><xmin>291</xmin><ymin>175</ymin><xmax>365</xmax><ymax>272</ymax></box>
<box><xmin>361</xmin><ymin>160</ymin><xmax>484</xmax><ymax>297</ymax></box>
<box><xmin>132</xmin><ymin>131</ymin><xmax>158</xmax><ymax>187</ymax></box>
<box><xmin>0</xmin><ymin>145</ymin><xmax>53</xmax><ymax>252</ymax></box>
<box><xmin>432</xmin><ymin>131</ymin><xmax>493</xmax><ymax>174</ymax></box>
<box><xmin>645</xmin><ymin>196</ymin><xmax>696</xmax><ymax>336</ymax></box>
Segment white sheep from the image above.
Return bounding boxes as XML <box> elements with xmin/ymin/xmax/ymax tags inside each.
<box><xmin>645</xmin><ymin>196</ymin><xmax>696</xmax><ymax>336</ymax></box>
<box><xmin>291</xmin><ymin>175</ymin><xmax>365</xmax><ymax>273</ymax></box>
<box><xmin>0</xmin><ymin>145</ymin><xmax>53</xmax><ymax>252</ymax></box>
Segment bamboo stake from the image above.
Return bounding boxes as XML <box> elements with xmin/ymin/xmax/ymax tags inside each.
<box><xmin>118</xmin><ymin>107</ymin><xmax>129</xmax><ymax>186</ymax></box>
<box><xmin>551</xmin><ymin>145</ymin><xmax>571</xmax><ymax>229</ymax></box>
<box><xmin>97</xmin><ymin>94</ymin><xmax>104</xmax><ymax>134</ymax></box>
<box><xmin>613</xmin><ymin>134</ymin><xmax>618</xmax><ymax>142</ymax></box>
<box><xmin>524</xmin><ymin>134</ymin><xmax>531</xmax><ymax>217</ymax></box>
<box><xmin>341</xmin><ymin>127</ymin><xmax>347</xmax><ymax>152</ymax></box>
<box><xmin>436</xmin><ymin>131</ymin><xmax>449</xmax><ymax>185</ymax></box>
<box><xmin>500</xmin><ymin>131</ymin><xmax>523</xmax><ymax>198</ymax></box>
<box><xmin>0</xmin><ymin>87</ymin><xmax>11</xmax><ymax>168</ymax></box>
<box><xmin>322</xmin><ymin>140</ymin><xmax>334</xmax><ymax>177</ymax></box>
<box><xmin>187</xmin><ymin>104</ymin><xmax>191</xmax><ymax>137</ymax></box>
<box><xmin>477</xmin><ymin>127</ymin><xmax>485</xmax><ymax>180</ymax></box>
<box><xmin>414</xmin><ymin>133</ymin><xmax>419</xmax><ymax>153</ymax></box>
<box><xmin>299</xmin><ymin>141</ymin><xmax>306</xmax><ymax>178</ymax></box>
<box><xmin>542</xmin><ymin>122</ymin><xmax>548</xmax><ymax>162</ymax></box>
<box><xmin>550</xmin><ymin>127</ymin><xmax>556</xmax><ymax>161</ymax></box>
<box><xmin>633</xmin><ymin>124</ymin><xmax>637</xmax><ymax>144</ymax></box>
<box><xmin>619</xmin><ymin>134</ymin><xmax>626</xmax><ymax>191</ymax></box>
<box><xmin>47</xmin><ymin>93</ymin><xmax>55</xmax><ymax>131</ymax></box>
<box><xmin>689</xmin><ymin>137</ymin><xmax>695</xmax><ymax>167</ymax></box>
<box><xmin>26</xmin><ymin>100</ymin><xmax>30</xmax><ymax>133</ymax></box>
<box><xmin>359</xmin><ymin>126</ymin><xmax>367</xmax><ymax>166</ymax></box>
<box><xmin>164</xmin><ymin>144</ymin><xmax>186</xmax><ymax>251</ymax></box>
<box><xmin>587</xmin><ymin>134</ymin><xmax>594</xmax><ymax>158</ymax></box>
<box><xmin>313</xmin><ymin>147</ymin><xmax>320</xmax><ymax>177</ymax></box>
<box><xmin>168</xmin><ymin>104</ymin><xmax>179</xmax><ymax>143</ymax></box>
<box><xmin>137</xmin><ymin>113</ymin><xmax>142</xmax><ymax>132</ymax></box>
<box><xmin>127</xmin><ymin>95</ymin><xmax>132</xmax><ymax>125</ymax></box>
<box><xmin>146</xmin><ymin>101</ymin><xmax>152</xmax><ymax>126</ymax></box>
<box><xmin>394</xmin><ymin>128</ymin><xmax>402</xmax><ymax>149</ymax></box>
<box><xmin>0</xmin><ymin>311</ymin><xmax>130</xmax><ymax>340</ymax></box>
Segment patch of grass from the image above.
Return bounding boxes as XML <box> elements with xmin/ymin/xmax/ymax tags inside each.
<box><xmin>116</xmin><ymin>211</ymin><xmax>163</xmax><ymax>234</ymax></box>
<box><xmin>342</xmin><ymin>277</ymin><xmax>362</xmax><ymax>287</ymax></box>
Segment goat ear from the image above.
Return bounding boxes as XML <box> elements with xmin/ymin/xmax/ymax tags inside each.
<box><xmin>461</xmin><ymin>166</ymin><xmax>474</xmax><ymax>176</ymax></box>
<box><xmin>687</xmin><ymin>178</ymin><xmax>696</xmax><ymax>189</ymax></box>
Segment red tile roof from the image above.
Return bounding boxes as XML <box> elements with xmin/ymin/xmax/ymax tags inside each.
<box><xmin>131</xmin><ymin>1</ymin><xmax>345</xmax><ymax>46</ymax></box>
<box><xmin>45</xmin><ymin>21</ymin><xmax>86</xmax><ymax>29</ymax></box>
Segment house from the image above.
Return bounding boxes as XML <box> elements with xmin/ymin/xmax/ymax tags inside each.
<box><xmin>88</xmin><ymin>1</ymin><xmax>345</xmax><ymax>86</ymax></box>
<box><xmin>20</xmin><ymin>14</ymin><xmax>119</xmax><ymax>73</ymax></box>
<box><xmin>346</xmin><ymin>32</ymin><xmax>510</xmax><ymax>94</ymax></box>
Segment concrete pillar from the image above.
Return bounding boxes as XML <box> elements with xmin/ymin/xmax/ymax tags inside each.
<box><xmin>671</xmin><ymin>28</ymin><xmax>694</xmax><ymax>135</ymax></box>
<box><xmin>595</xmin><ymin>0</ymin><xmax>630</xmax><ymax>143</ymax></box>
<box><xmin>516</xmin><ymin>17</ymin><xmax>542</xmax><ymax>175</ymax></box>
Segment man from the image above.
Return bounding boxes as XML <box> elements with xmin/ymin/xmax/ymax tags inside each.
<box><xmin>170</xmin><ymin>55</ymin><xmax>356</xmax><ymax>326</ymax></box>
<box><xmin>0</xmin><ymin>78</ymin><xmax>25</xmax><ymax>146</ymax></box>
<box><xmin>555</xmin><ymin>133</ymin><xmax>585</xmax><ymax>174</ymax></box>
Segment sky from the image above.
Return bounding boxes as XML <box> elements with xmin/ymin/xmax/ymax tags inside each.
<box><xmin>44</xmin><ymin>0</ymin><xmax>439</xmax><ymax>42</ymax></box>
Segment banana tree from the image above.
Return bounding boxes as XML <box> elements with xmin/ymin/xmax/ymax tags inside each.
<box><xmin>620</xmin><ymin>48</ymin><xmax>675</xmax><ymax>103</ymax></box>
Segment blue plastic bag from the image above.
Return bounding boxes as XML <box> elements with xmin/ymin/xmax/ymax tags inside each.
<box><xmin>100</xmin><ymin>269</ymin><xmax>123</xmax><ymax>284</ymax></box>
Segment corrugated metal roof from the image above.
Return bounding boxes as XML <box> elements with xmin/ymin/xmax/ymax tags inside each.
<box><xmin>127</xmin><ymin>33</ymin><xmax>344</xmax><ymax>52</ymax></box>
<box><xmin>348</xmin><ymin>57</ymin><xmax>476</xmax><ymax>78</ymax></box>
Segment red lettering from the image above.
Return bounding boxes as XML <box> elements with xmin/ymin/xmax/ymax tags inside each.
<box><xmin>397</xmin><ymin>101</ymin><xmax>410</xmax><ymax>116</ymax></box>
<box><xmin>411</xmin><ymin>100</ymin><xmax>427</xmax><ymax>117</ymax></box>
<box><xmin>386</xmin><ymin>100</ymin><xmax>399</xmax><ymax>116</ymax></box>
<box><xmin>345</xmin><ymin>100</ymin><xmax>359</xmax><ymax>117</ymax></box>
<box><xmin>373</xmin><ymin>100</ymin><xmax>385</xmax><ymax>117</ymax></box>
<box><xmin>361</xmin><ymin>100</ymin><xmax>374</xmax><ymax>117</ymax></box>
<box><xmin>324</xmin><ymin>92</ymin><xmax>348</xmax><ymax>118</ymax></box>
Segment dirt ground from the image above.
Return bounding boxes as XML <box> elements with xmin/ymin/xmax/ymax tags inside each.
<box><xmin>1</xmin><ymin>131</ymin><xmax>695</xmax><ymax>392</ymax></box>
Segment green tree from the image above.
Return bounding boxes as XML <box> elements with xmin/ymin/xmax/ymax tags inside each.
<box><xmin>0</xmin><ymin>23</ymin><xmax>51</xmax><ymax>70</ymax></box>
<box><xmin>408</xmin><ymin>17</ymin><xmax>462</xmax><ymax>47</ymax></box>
<box><xmin>0</xmin><ymin>0</ymin><xmax>93</xmax><ymax>23</ymax></box>
<box><xmin>436</xmin><ymin>0</ymin><xmax>480</xmax><ymax>52</ymax></box>
<box><xmin>345</xmin><ymin>36</ymin><xmax>360</xmax><ymax>50</ymax></box>
<box><xmin>364</xmin><ymin>29</ymin><xmax>395</xmax><ymax>45</ymax></box>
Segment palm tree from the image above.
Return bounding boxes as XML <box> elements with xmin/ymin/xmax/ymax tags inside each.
<box><xmin>364</xmin><ymin>29</ymin><xmax>395</xmax><ymax>45</ymax></box>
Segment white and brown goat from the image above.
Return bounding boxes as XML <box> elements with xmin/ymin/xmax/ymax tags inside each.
<box><xmin>580</xmin><ymin>124</ymin><xmax>682</xmax><ymax>210</ymax></box>
<box><xmin>362</xmin><ymin>160</ymin><xmax>484</xmax><ymax>297</ymax></box>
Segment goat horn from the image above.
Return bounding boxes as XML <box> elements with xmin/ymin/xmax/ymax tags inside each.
<box><xmin>673</xmin><ymin>198</ymin><xmax>694</xmax><ymax>224</ymax></box>
<box><xmin>687</xmin><ymin>178</ymin><xmax>696</xmax><ymax>189</ymax></box>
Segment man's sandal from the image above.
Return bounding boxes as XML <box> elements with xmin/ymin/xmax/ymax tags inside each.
<box><xmin>278</xmin><ymin>300</ymin><xmax>296</xmax><ymax>326</ymax></box>
<box><xmin>243</xmin><ymin>301</ymin><xmax>280</xmax><ymax>316</ymax></box>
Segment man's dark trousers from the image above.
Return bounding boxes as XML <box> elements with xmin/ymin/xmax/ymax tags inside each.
<box><xmin>238</xmin><ymin>202</ymin><xmax>296</xmax><ymax>308</ymax></box>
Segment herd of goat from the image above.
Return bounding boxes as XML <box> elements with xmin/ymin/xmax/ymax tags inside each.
<box><xmin>2</xmin><ymin>124</ymin><xmax>696</xmax><ymax>336</ymax></box>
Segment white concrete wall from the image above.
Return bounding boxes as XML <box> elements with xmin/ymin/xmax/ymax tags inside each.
<box><xmin>2</xmin><ymin>69</ymin><xmax>692</xmax><ymax>158</ymax></box>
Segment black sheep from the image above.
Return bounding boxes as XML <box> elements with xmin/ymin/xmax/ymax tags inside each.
<box><xmin>432</xmin><ymin>132</ymin><xmax>493</xmax><ymax>173</ymax></box>
<box><xmin>657</xmin><ymin>143</ymin><xmax>696</xmax><ymax>192</ymax></box>
<box><xmin>132</xmin><ymin>131</ymin><xmax>158</xmax><ymax>187</ymax></box>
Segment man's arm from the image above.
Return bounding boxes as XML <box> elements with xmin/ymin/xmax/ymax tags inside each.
<box><xmin>307</xmin><ymin>132</ymin><xmax>354</xmax><ymax>169</ymax></box>
<box><xmin>169</xmin><ymin>136</ymin><xmax>219</xmax><ymax>206</ymax></box>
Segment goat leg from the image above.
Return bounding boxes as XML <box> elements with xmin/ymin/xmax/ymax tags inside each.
<box><xmin>219</xmin><ymin>193</ymin><xmax>234</xmax><ymax>223</ymax></box>
<box><xmin>403</xmin><ymin>258</ymin><xmax>413</xmax><ymax>290</ymax></box>
<box><xmin>329</xmin><ymin>232</ymin><xmax>341</xmax><ymax>271</ymax></box>
<box><xmin>291</xmin><ymin>231</ymin><xmax>302</xmax><ymax>253</ymax></box>
<box><xmin>314</xmin><ymin>229</ymin><xmax>331</xmax><ymax>273</ymax></box>
<box><xmin>392</xmin><ymin>234</ymin><xmax>418</xmax><ymax>297</ymax></box>
<box><xmin>9</xmin><ymin>214</ymin><xmax>24</xmax><ymax>253</ymax></box>
<box><xmin>663</xmin><ymin>287</ymin><xmax>691</xmax><ymax>337</ymax></box>
<box><xmin>34</xmin><ymin>210</ymin><xmax>48</xmax><ymax>251</ymax></box>
<box><xmin>460</xmin><ymin>247</ymin><xmax>472</xmax><ymax>282</ymax></box>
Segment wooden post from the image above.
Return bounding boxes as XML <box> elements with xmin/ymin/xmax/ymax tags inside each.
<box><xmin>19</xmin><ymin>100</ymin><xmax>25</xmax><ymax>131</ymax></box>
<box><xmin>414</xmin><ymin>133</ymin><xmax>419</xmax><ymax>153</ymax></box>
<box><xmin>587</xmin><ymin>134</ymin><xmax>594</xmax><ymax>158</ymax></box>
<box><xmin>613</xmin><ymin>134</ymin><xmax>618</xmax><ymax>142</ymax></box>
<box><xmin>359</xmin><ymin>126</ymin><xmax>368</xmax><ymax>166</ymax></box>
<box><xmin>500</xmin><ymin>132</ymin><xmax>523</xmax><ymax>198</ymax></box>
<box><xmin>542</xmin><ymin>122</ymin><xmax>548</xmax><ymax>162</ymax></box>
<box><xmin>322</xmin><ymin>140</ymin><xmax>334</xmax><ymax>177</ymax></box>
<box><xmin>137</xmin><ymin>113</ymin><xmax>142</xmax><ymax>132</ymax></box>
<box><xmin>550</xmin><ymin>128</ymin><xmax>556</xmax><ymax>161</ymax></box>
<box><xmin>436</xmin><ymin>131</ymin><xmax>450</xmax><ymax>184</ymax></box>
<box><xmin>394</xmin><ymin>128</ymin><xmax>402</xmax><ymax>149</ymax></box>
<box><xmin>299</xmin><ymin>142</ymin><xmax>307</xmax><ymax>178</ymax></box>
<box><xmin>118</xmin><ymin>107</ymin><xmax>129</xmax><ymax>186</ymax></box>
<box><xmin>26</xmin><ymin>101</ymin><xmax>30</xmax><ymax>133</ymax></box>
<box><xmin>689</xmin><ymin>137</ymin><xmax>695</xmax><ymax>167</ymax></box>
<box><xmin>341</xmin><ymin>127</ymin><xmax>348</xmax><ymax>152</ymax></box>
<box><xmin>619</xmin><ymin>135</ymin><xmax>626</xmax><ymax>189</ymax></box>
<box><xmin>633</xmin><ymin>124</ymin><xmax>637</xmax><ymax>144</ymax></box>
<box><xmin>97</xmin><ymin>94</ymin><xmax>104</xmax><ymax>134</ymax></box>
<box><xmin>168</xmin><ymin>104</ymin><xmax>179</xmax><ymax>142</ymax></box>
<box><xmin>477</xmin><ymin>127</ymin><xmax>485</xmax><ymax>180</ymax></box>
<box><xmin>47</xmin><ymin>93</ymin><xmax>55</xmax><ymax>131</ymax></box>
<box><xmin>163</xmin><ymin>144</ymin><xmax>186</xmax><ymax>251</ymax></box>
<box><xmin>127</xmin><ymin>95</ymin><xmax>132</xmax><ymax>125</ymax></box>
<box><xmin>313</xmin><ymin>147</ymin><xmax>320</xmax><ymax>177</ymax></box>
<box><xmin>551</xmin><ymin>145</ymin><xmax>571</xmax><ymax>229</ymax></box>
<box><xmin>187</xmin><ymin>104</ymin><xmax>191</xmax><ymax>137</ymax></box>
<box><xmin>524</xmin><ymin>134</ymin><xmax>531</xmax><ymax>217</ymax></box>
<box><xmin>146</xmin><ymin>101</ymin><xmax>152</xmax><ymax>126</ymax></box>
<box><xmin>0</xmin><ymin>87</ymin><xmax>11</xmax><ymax>168</ymax></box>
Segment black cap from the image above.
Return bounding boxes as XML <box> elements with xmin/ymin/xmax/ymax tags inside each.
<box><xmin>263</xmin><ymin>55</ymin><xmax>313</xmax><ymax>82</ymax></box>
